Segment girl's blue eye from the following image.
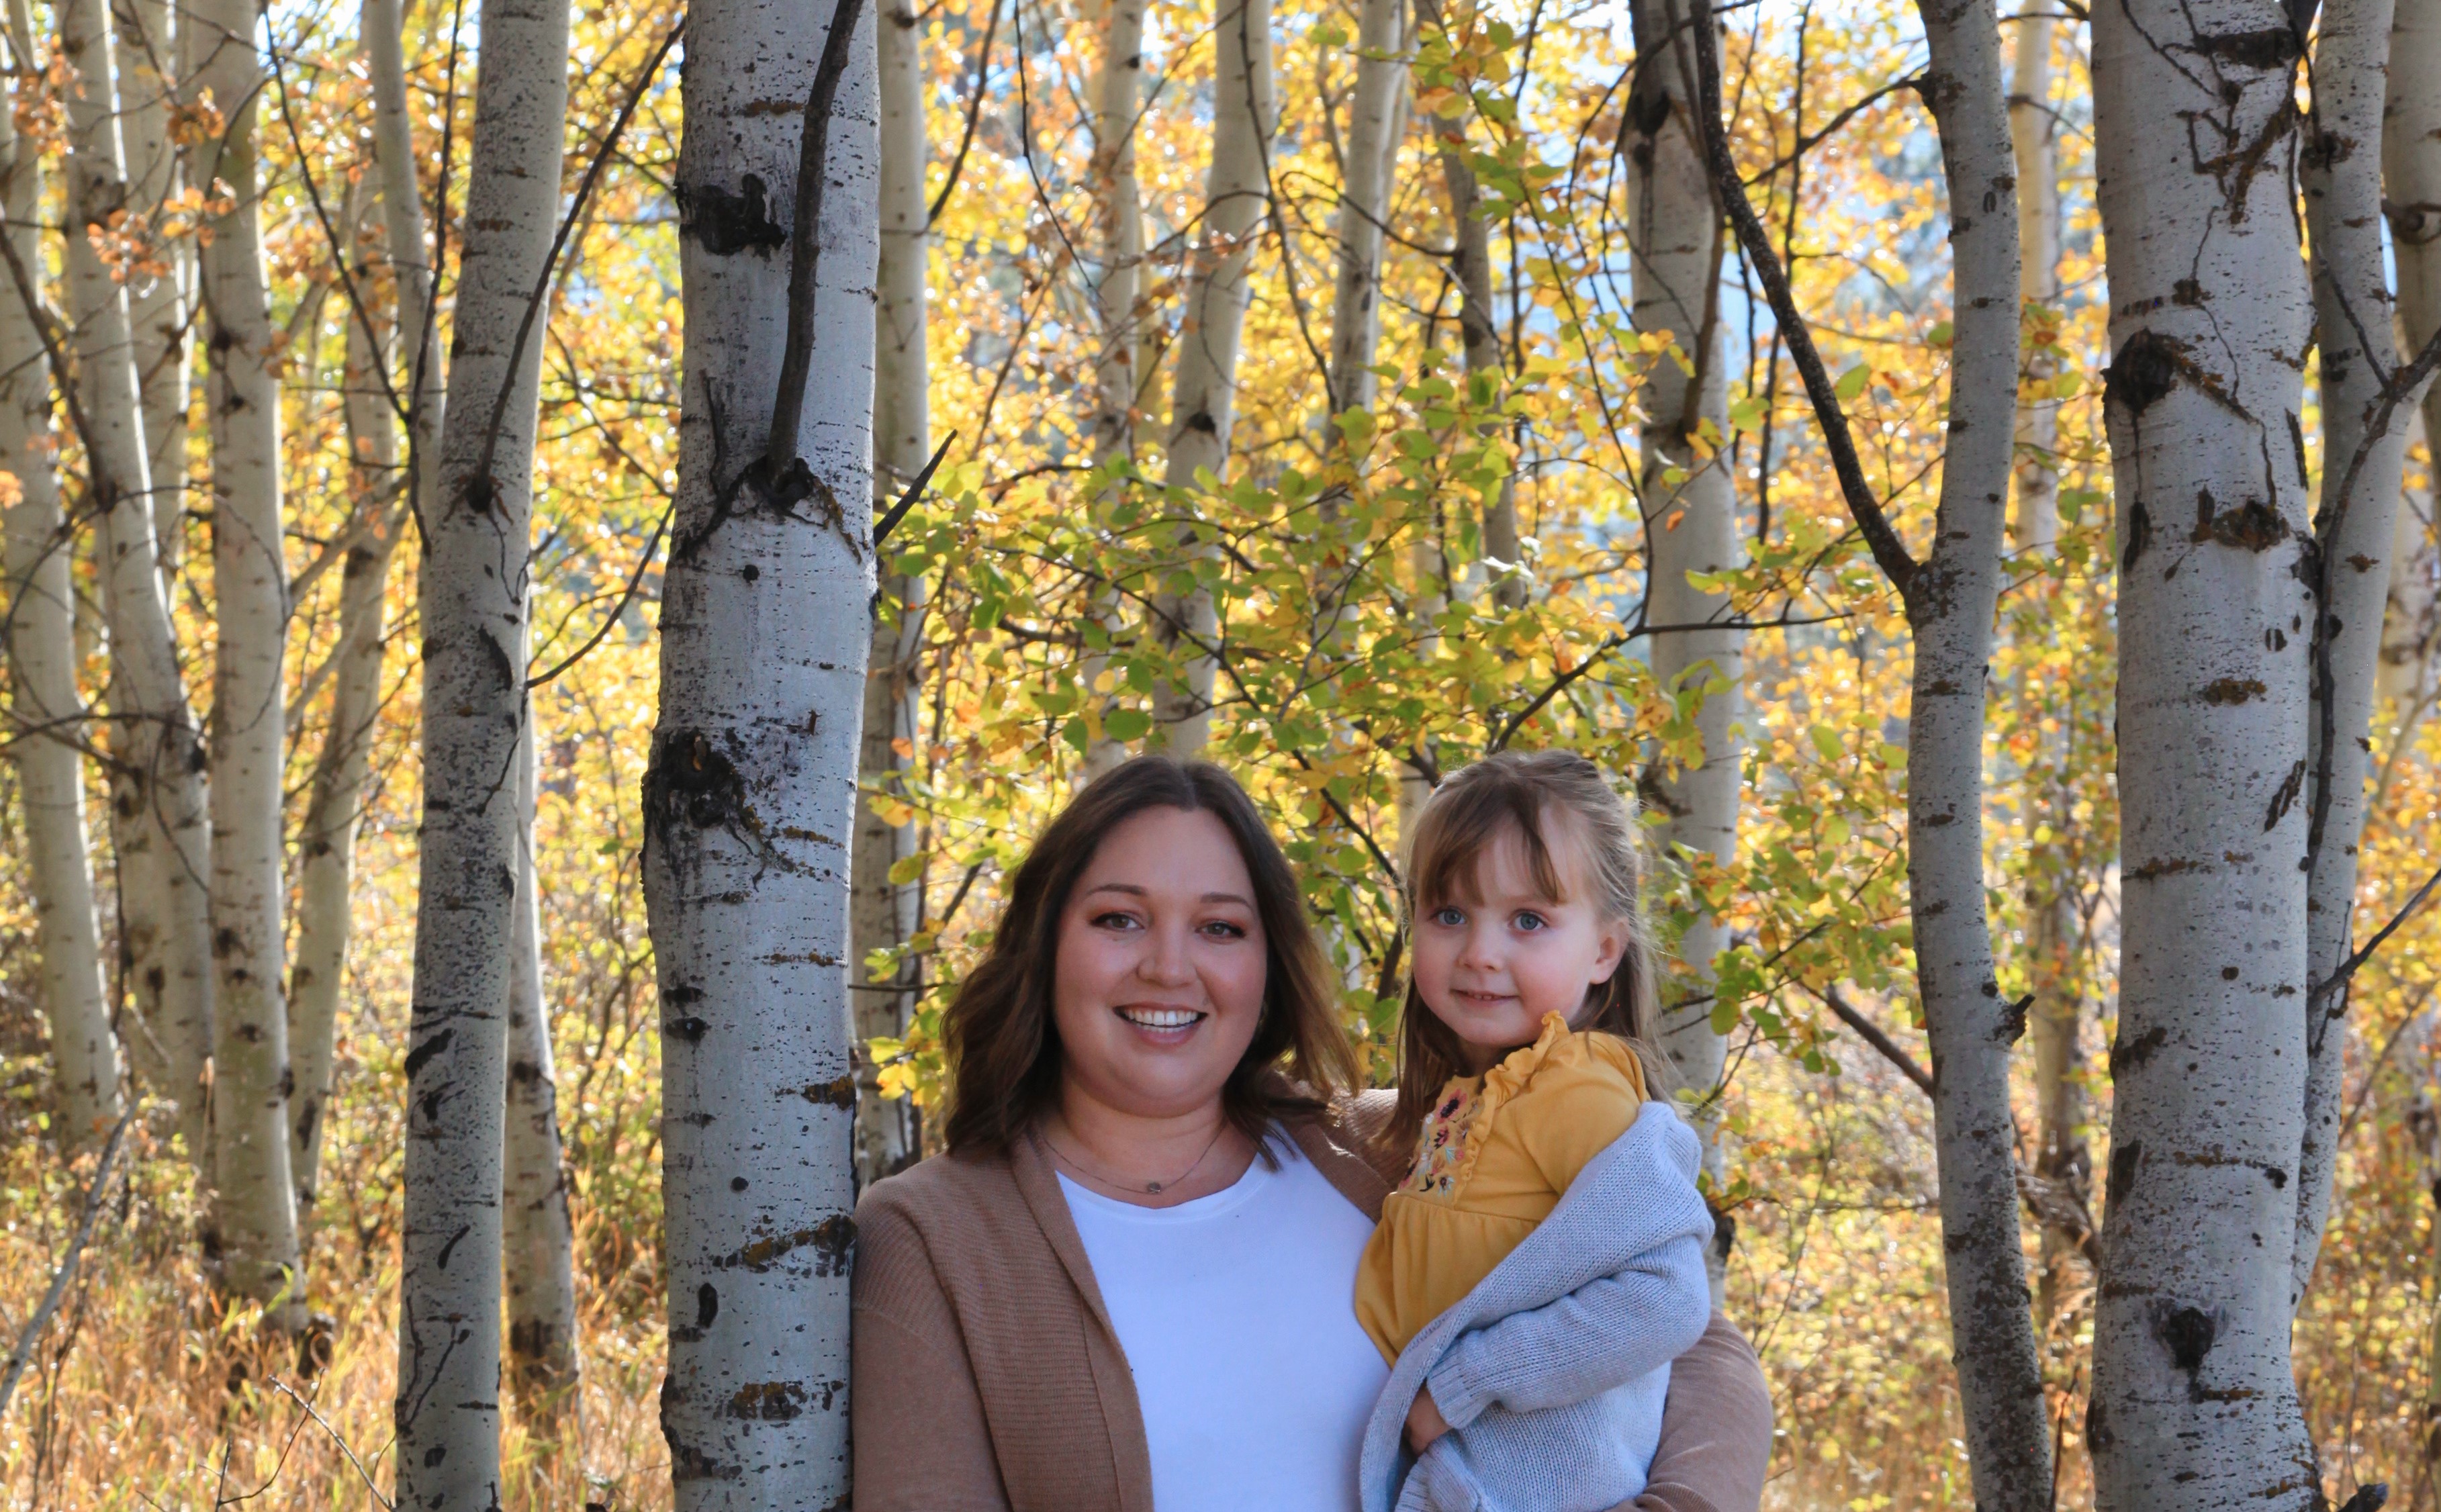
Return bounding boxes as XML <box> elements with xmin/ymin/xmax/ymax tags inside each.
<box><xmin>1432</xmin><ymin>907</ymin><xmax>1466</xmax><ymax>928</ymax></box>
<box><xmin>1513</xmin><ymin>911</ymin><xmax>1548</xmax><ymax>933</ymax></box>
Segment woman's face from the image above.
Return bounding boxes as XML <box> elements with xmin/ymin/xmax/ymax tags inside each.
<box><xmin>1052</xmin><ymin>805</ymin><xmax>1270</xmax><ymax>1123</ymax></box>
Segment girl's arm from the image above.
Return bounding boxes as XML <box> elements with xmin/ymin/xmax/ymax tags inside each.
<box><xmin>1420</xmin><ymin>1230</ymin><xmax>1713</xmax><ymax>1429</ymax></box>
<box><xmin>1625</xmin><ymin>1312</ymin><xmax>1775</xmax><ymax>1512</ymax></box>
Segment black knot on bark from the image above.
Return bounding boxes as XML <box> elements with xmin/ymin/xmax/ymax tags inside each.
<box><xmin>2195</xmin><ymin>26</ymin><xmax>2302</xmax><ymax>70</ymax></box>
<box><xmin>2156</xmin><ymin>1303</ymin><xmax>2215</xmax><ymax>1374</ymax></box>
<box><xmin>2104</xmin><ymin>329</ymin><xmax>2180</xmax><ymax>420</ymax></box>
<box><xmin>683</xmin><ymin>173</ymin><xmax>789</xmax><ymax>256</ymax></box>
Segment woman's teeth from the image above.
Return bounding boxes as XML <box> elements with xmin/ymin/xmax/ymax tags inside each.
<box><xmin>1119</xmin><ymin>1006</ymin><xmax>1205</xmax><ymax>1029</ymax></box>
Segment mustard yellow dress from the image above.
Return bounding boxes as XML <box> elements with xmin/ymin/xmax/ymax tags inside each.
<box><xmin>1354</xmin><ymin>1012</ymin><xmax>1649</xmax><ymax>1364</ymax></box>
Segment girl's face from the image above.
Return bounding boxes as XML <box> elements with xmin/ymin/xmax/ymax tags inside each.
<box><xmin>1051</xmin><ymin>806</ymin><xmax>1271</xmax><ymax>1123</ymax></box>
<box><xmin>1411</xmin><ymin>818</ymin><xmax>1628</xmax><ymax>1074</ymax></box>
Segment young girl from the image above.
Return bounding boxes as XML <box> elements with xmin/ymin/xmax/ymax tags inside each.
<box><xmin>1352</xmin><ymin>750</ymin><xmax>1714</xmax><ymax>1512</ymax></box>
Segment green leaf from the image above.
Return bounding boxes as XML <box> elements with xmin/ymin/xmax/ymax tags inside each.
<box><xmin>1808</xmin><ymin>724</ymin><xmax>1843</xmax><ymax>763</ymax></box>
<box><xmin>887</xmin><ymin>853</ymin><xmax>927</xmax><ymax>885</ymax></box>
<box><xmin>1105</xmin><ymin>707</ymin><xmax>1152</xmax><ymax>741</ymax></box>
<box><xmin>1835</xmin><ymin>364</ymin><xmax>1870</xmax><ymax>402</ymax></box>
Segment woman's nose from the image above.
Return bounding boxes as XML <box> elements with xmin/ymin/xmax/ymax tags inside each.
<box><xmin>1138</xmin><ymin>920</ymin><xmax>1197</xmax><ymax>986</ymax></box>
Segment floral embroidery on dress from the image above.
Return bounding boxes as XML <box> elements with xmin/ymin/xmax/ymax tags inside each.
<box><xmin>1402</xmin><ymin>1078</ymin><xmax>1483</xmax><ymax>1197</ymax></box>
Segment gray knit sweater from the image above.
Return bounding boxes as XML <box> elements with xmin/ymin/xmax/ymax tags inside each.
<box><xmin>1356</xmin><ymin>1100</ymin><xmax>1714</xmax><ymax>1512</ymax></box>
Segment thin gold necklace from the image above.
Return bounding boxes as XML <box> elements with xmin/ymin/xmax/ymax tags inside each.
<box><xmin>1041</xmin><ymin>1121</ymin><xmax>1229</xmax><ymax>1196</ymax></box>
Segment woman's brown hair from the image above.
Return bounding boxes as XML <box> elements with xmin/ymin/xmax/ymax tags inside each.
<box><xmin>940</xmin><ymin>753</ymin><xmax>1358</xmax><ymax>1154</ymax></box>
<box><xmin>1393</xmin><ymin>748</ymin><xmax>1669</xmax><ymax>1137</ymax></box>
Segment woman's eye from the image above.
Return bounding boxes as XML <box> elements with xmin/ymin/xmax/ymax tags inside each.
<box><xmin>1512</xmin><ymin>911</ymin><xmax>1548</xmax><ymax>933</ymax></box>
<box><xmin>1200</xmin><ymin>919</ymin><xmax>1248</xmax><ymax>939</ymax></box>
<box><xmin>1092</xmin><ymin>911</ymin><xmax>1142</xmax><ymax>931</ymax></box>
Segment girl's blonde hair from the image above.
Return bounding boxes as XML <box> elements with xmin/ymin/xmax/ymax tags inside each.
<box><xmin>1393</xmin><ymin>749</ymin><xmax>1669</xmax><ymax>1136</ymax></box>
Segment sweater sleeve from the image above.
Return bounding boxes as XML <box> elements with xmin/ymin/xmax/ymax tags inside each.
<box><xmin>1421</xmin><ymin>1231</ymin><xmax>1712</xmax><ymax>1432</ymax></box>
<box><xmin>850</xmin><ymin>1196</ymin><xmax>1015</xmax><ymax>1512</ymax></box>
<box><xmin>1624</xmin><ymin>1312</ymin><xmax>1774</xmax><ymax>1512</ymax></box>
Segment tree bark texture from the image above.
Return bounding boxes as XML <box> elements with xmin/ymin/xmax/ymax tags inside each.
<box><xmin>394</xmin><ymin>0</ymin><xmax>570</xmax><ymax>1490</ymax></box>
<box><xmin>116</xmin><ymin>0</ymin><xmax>187</xmax><ymax>577</ymax></box>
<box><xmin>2296</xmin><ymin>0</ymin><xmax>2412</xmax><ymax>1312</ymax></box>
<box><xmin>647</xmin><ymin>0</ymin><xmax>876</xmax><ymax>1496</ymax></box>
<box><xmin>2384</xmin><ymin>0</ymin><xmax>2441</xmax><ymax>749</ymax></box>
<box><xmin>854</xmin><ymin>0</ymin><xmax>926</xmax><ymax>1185</ymax></box>
<box><xmin>1627</xmin><ymin>0</ymin><xmax>1743</xmax><ymax>1303</ymax></box>
<box><xmin>0</xmin><ymin>99</ymin><xmax>120</xmax><ymax>1151</ymax></box>
<box><xmin>1325</xmin><ymin>0</ymin><xmax>1407</xmax><ymax>422</ymax></box>
<box><xmin>2008</xmin><ymin>0</ymin><xmax>2088</xmax><ymax>1329</ymax></box>
<box><xmin>2089</xmin><ymin>3</ymin><xmax>2319</xmax><ymax>1506</ymax></box>
<box><xmin>1078</xmin><ymin>0</ymin><xmax>1146</xmax><ymax>779</ymax></box>
<box><xmin>189</xmin><ymin>0</ymin><xmax>303</xmax><ymax>1326</ymax></box>
<box><xmin>1152</xmin><ymin>0</ymin><xmax>1274</xmax><ymax>754</ymax></box>
<box><xmin>367</xmin><ymin>0</ymin><xmax>448</xmax><ymax>525</ymax></box>
<box><xmin>60</xmin><ymin>0</ymin><xmax>212</xmax><ymax>1164</ymax></box>
<box><xmin>505</xmin><ymin>682</ymin><xmax>582</xmax><ymax>1435</ymax></box>
<box><xmin>1899</xmin><ymin>5</ymin><xmax>2048</xmax><ymax>1505</ymax></box>
<box><xmin>1418</xmin><ymin>0</ymin><xmax>1520</xmax><ymax>610</ymax></box>
<box><xmin>291</xmin><ymin>205</ymin><xmax>400</xmax><ymax>1213</ymax></box>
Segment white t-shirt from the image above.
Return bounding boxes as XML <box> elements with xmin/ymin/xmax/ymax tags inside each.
<box><xmin>1058</xmin><ymin>1135</ymin><xmax>1390</xmax><ymax>1512</ymax></box>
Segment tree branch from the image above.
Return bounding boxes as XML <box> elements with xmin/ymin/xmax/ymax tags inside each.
<box><xmin>1821</xmin><ymin>982</ymin><xmax>1934</xmax><ymax>1094</ymax></box>
<box><xmin>764</xmin><ymin>0</ymin><xmax>871</xmax><ymax>477</ymax></box>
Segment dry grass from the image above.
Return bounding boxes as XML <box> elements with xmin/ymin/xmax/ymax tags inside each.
<box><xmin>0</xmin><ymin>1132</ymin><xmax>671</xmax><ymax>1511</ymax></box>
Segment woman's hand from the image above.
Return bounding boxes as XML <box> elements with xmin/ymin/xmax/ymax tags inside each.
<box><xmin>1403</xmin><ymin>1384</ymin><xmax>1451</xmax><ymax>1455</ymax></box>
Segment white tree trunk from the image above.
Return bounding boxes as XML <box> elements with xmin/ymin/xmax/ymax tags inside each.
<box><xmin>2387</xmin><ymin>0</ymin><xmax>2441</xmax><ymax>739</ymax></box>
<box><xmin>2295</xmin><ymin>0</ymin><xmax>2412</xmax><ymax>1311</ymax></box>
<box><xmin>1900</xmin><ymin>5</ymin><xmax>2047</xmax><ymax>1504</ymax></box>
<box><xmin>1152</xmin><ymin>0</ymin><xmax>1273</xmax><ymax>754</ymax></box>
<box><xmin>1626</xmin><ymin>0</ymin><xmax>1743</xmax><ymax>1305</ymax></box>
<box><xmin>367</xmin><ymin>0</ymin><xmax>447</xmax><ymax>523</ymax></box>
<box><xmin>853</xmin><ymin>0</ymin><xmax>926</xmax><ymax>1185</ymax></box>
<box><xmin>2089</xmin><ymin>3</ymin><xmax>2318</xmax><ymax>1505</ymax></box>
<box><xmin>2009</xmin><ymin>0</ymin><xmax>2088</xmax><ymax>1328</ymax></box>
<box><xmin>647</xmin><ymin>0</ymin><xmax>875</xmax><ymax>1497</ymax></box>
<box><xmin>1418</xmin><ymin>0</ymin><xmax>1520</xmax><ymax>610</ymax></box>
<box><xmin>189</xmin><ymin>0</ymin><xmax>302</xmax><ymax>1325</ymax></box>
<box><xmin>0</xmin><ymin>97</ymin><xmax>120</xmax><ymax>1151</ymax></box>
<box><xmin>116</xmin><ymin>0</ymin><xmax>187</xmax><ymax>579</ymax></box>
<box><xmin>504</xmin><ymin>677</ymin><xmax>581</xmax><ymax>1434</ymax></box>
<box><xmin>1078</xmin><ymin>0</ymin><xmax>1145</xmax><ymax>779</ymax></box>
<box><xmin>394</xmin><ymin>0</ymin><xmax>570</xmax><ymax>1489</ymax></box>
<box><xmin>2009</xmin><ymin>3</ymin><xmax>2061</xmax><ymax>552</ymax></box>
<box><xmin>2379</xmin><ymin>418</ymin><xmax>2436</xmax><ymax>718</ymax></box>
<box><xmin>1325</xmin><ymin>0</ymin><xmax>1406</xmax><ymax>422</ymax></box>
<box><xmin>60</xmin><ymin>0</ymin><xmax>212</xmax><ymax>1163</ymax></box>
<box><xmin>290</xmin><ymin>206</ymin><xmax>399</xmax><ymax>1213</ymax></box>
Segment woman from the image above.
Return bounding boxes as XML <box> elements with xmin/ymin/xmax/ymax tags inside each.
<box><xmin>851</xmin><ymin>755</ymin><xmax>1771</xmax><ymax>1510</ymax></box>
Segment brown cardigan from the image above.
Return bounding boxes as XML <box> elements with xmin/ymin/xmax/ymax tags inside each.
<box><xmin>850</xmin><ymin>1094</ymin><xmax>1773</xmax><ymax>1511</ymax></box>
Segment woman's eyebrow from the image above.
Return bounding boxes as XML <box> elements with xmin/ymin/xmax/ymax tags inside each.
<box><xmin>1201</xmin><ymin>891</ymin><xmax>1253</xmax><ymax>907</ymax></box>
<box><xmin>1081</xmin><ymin>882</ymin><xmax>1148</xmax><ymax>898</ymax></box>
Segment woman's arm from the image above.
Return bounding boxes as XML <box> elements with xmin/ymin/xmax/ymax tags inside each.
<box><xmin>850</xmin><ymin>1198</ymin><xmax>1013</xmax><ymax>1511</ymax></box>
<box><xmin>1624</xmin><ymin>1312</ymin><xmax>1774</xmax><ymax>1512</ymax></box>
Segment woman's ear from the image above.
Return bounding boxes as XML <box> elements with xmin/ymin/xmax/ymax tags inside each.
<box><xmin>1586</xmin><ymin>915</ymin><xmax>1629</xmax><ymax>986</ymax></box>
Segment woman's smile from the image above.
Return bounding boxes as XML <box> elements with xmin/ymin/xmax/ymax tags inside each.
<box><xmin>1117</xmin><ymin>1004</ymin><xmax>1209</xmax><ymax>1041</ymax></box>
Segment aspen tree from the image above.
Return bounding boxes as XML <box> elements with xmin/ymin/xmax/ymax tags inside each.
<box><xmin>1078</xmin><ymin>0</ymin><xmax>1144</xmax><ymax>779</ymax></box>
<box><xmin>1696</xmin><ymin>0</ymin><xmax>2049</xmax><ymax>1499</ymax></box>
<box><xmin>0</xmin><ymin>89</ymin><xmax>120</xmax><ymax>1150</ymax></box>
<box><xmin>1152</xmin><ymin>0</ymin><xmax>1274</xmax><ymax>753</ymax></box>
<box><xmin>2295</xmin><ymin>0</ymin><xmax>2413</xmax><ymax>1309</ymax></box>
<box><xmin>2088</xmin><ymin>2</ymin><xmax>2319</xmax><ymax>1504</ymax></box>
<box><xmin>1325</xmin><ymin>0</ymin><xmax>1408</xmax><ymax>422</ymax></box>
<box><xmin>2387</xmin><ymin>0</ymin><xmax>2441</xmax><ymax>746</ymax></box>
<box><xmin>645</xmin><ymin>0</ymin><xmax>875</xmax><ymax>1495</ymax></box>
<box><xmin>395</xmin><ymin>0</ymin><xmax>571</xmax><ymax>1488</ymax></box>
<box><xmin>290</xmin><ymin>207</ymin><xmax>399</xmax><ymax>1210</ymax></box>
<box><xmin>59</xmin><ymin>0</ymin><xmax>211</xmax><ymax>1161</ymax></box>
<box><xmin>1416</xmin><ymin>0</ymin><xmax>1520</xmax><ymax>610</ymax></box>
<box><xmin>852</xmin><ymin>0</ymin><xmax>927</xmax><ymax>1184</ymax></box>
<box><xmin>1627</xmin><ymin>0</ymin><xmax>1743</xmax><ymax>1300</ymax></box>
<box><xmin>505</xmin><ymin>673</ymin><xmax>580</xmax><ymax>1435</ymax></box>
<box><xmin>367</xmin><ymin>0</ymin><xmax>447</xmax><ymax>508</ymax></box>
<box><xmin>2007</xmin><ymin>0</ymin><xmax>2088</xmax><ymax>1327</ymax></box>
<box><xmin>188</xmin><ymin>0</ymin><xmax>302</xmax><ymax>1325</ymax></box>
<box><xmin>116</xmin><ymin>0</ymin><xmax>186</xmax><ymax>571</ymax></box>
